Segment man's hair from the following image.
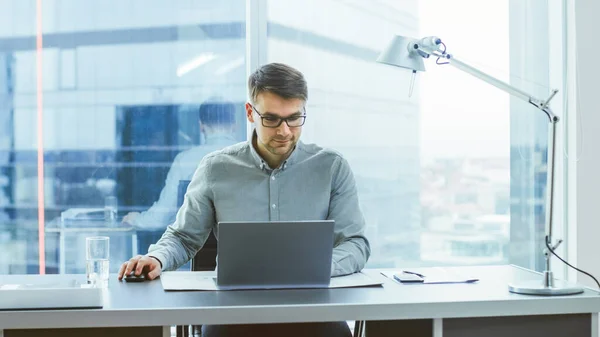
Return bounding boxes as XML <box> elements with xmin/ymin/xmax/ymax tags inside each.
<box><xmin>199</xmin><ymin>101</ymin><xmax>236</xmax><ymax>126</ymax></box>
<box><xmin>248</xmin><ymin>63</ymin><xmax>308</xmax><ymax>104</ymax></box>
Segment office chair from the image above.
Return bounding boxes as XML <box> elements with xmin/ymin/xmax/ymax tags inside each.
<box><xmin>176</xmin><ymin>180</ymin><xmax>217</xmax><ymax>337</ymax></box>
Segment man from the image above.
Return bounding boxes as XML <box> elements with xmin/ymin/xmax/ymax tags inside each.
<box><xmin>118</xmin><ymin>63</ymin><xmax>370</xmax><ymax>337</ymax></box>
<box><xmin>122</xmin><ymin>100</ymin><xmax>237</xmax><ymax>230</ymax></box>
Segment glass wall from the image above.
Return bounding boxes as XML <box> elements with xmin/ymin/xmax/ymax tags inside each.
<box><xmin>0</xmin><ymin>0</ymin><xmax>562</xmax><ymax>274</ymax></box>
<box><xmin>1</xmin><ymin>0</ymin><xmax>246</xmax><ymax>274</ymax></box>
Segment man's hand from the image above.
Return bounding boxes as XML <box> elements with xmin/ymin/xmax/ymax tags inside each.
<box><xmin>122</xmin><ymin>212</ymin><xmax>140</xmax><ymax>225</ymax></box>
<box><xmin>117</xmin><ymin>255</ymin><xmax>162</xmax><ymax>281</ymax></box>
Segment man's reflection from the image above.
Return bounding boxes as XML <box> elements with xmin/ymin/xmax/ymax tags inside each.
<box><xmin>123</xmin><ymin>100</ymin><xmax>238</xmax><ymax>229</ymax></box>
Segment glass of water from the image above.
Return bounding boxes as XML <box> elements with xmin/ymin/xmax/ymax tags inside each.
<box><xmin>86</xmin><ymin>236</ymin><xmax>110</xmax><ymax>288</ymax></box>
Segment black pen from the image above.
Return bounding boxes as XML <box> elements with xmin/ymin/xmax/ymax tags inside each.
<box><xmin>402</xmin><ymin>270</ymin><xmax>426</xmax><ymax>278</ymax></box>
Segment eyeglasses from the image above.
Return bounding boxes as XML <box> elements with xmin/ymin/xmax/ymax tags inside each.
<box><xmin>251</xmin><ymin>105</ymin><xmax>306</xmax><ymax>128</ymax></box>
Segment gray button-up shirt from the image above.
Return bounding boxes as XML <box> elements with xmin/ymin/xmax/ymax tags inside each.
<box><xmin>148</xmin><ymin>136</ymin><xmax>371</xmax><ymax>276</ymax></box>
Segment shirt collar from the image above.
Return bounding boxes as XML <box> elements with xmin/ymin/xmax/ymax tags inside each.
<box><xmin>248</xmin><ymin>130</ymin><xmax>303</xmax><ymax>171</ymax></box>
<box><xmin>249</xmin><ymin>132</ymin><xmax>267</xmax><ymax>170</ymax></box>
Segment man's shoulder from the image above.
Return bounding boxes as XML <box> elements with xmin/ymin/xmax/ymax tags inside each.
<box><xmin>298</xmin><ymin>142</ymin><xmax>345</xmax><ymax>162</ymax></box>
<box><xmin>176</xmin><ymin>142</ymin><xmax>246</xmax><ymax>163</ymax></box>
<box><xmin>203</xmin><ymin>141</ymin><xmax>250</xmax><ymax>161</ymax></box>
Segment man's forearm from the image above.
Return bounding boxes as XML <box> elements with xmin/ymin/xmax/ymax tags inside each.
<box><xmin>147</xmin><ymin>225</ymin><xmax>199</xmax><ymax>271</ymax></box>
<box><xmin>331</xmin><ymin>236</ymin><xmax>371</xmax><ymax>277</ymax></box>
<box><xmin>146</xmin><ymin>155</ymin><xmax>216</xmax><ymax>271</ymax></box>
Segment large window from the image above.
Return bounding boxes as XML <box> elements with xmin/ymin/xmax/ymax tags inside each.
<box><xmin>265</xmin><ymin>0</ymin><xmax>561</xmax><ymax>270</ymax></box>
<box><xmin>1</xmin><ymin>0</ymin><xmax>246</xmax><ymax>274</ymax></box>
<box><xmin>0</xmin><ymin>0</ymin><xmax>563</xmax><ymax>274</ymax></box>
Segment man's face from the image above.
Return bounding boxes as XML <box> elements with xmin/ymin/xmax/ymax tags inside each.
<box><xmin>246</xmin><ymin>92</ymin><xmax>305</xmax><ymax>158</ymax></box>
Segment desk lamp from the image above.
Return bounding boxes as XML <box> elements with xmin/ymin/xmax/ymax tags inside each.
<box><xmin>377</xmin><ymin>35</ymin><xmax>583</xmax><ymax>295</ymax></box>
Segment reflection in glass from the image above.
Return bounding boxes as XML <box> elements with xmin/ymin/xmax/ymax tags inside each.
<box><xmin>0</xmin><ymin>0</ymin><xmax>246</xmax><ymax>274</ymax></box>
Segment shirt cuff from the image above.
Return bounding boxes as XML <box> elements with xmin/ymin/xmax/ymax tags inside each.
<box><xmin>147</xmin><ymin>254</ymin><xmax>165</xmax><ymax>270</ymax></box>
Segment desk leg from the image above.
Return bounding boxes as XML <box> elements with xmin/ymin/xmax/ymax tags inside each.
<box><xmin>354</xmin><ymin>320</ymin><xmax>365</xmax><ymax>337</ymax></box>
<box><xmin>433</xmin><ymin>318</ymin><xmax>443</xmax><ymax>337</ymax></box>
<box><xmin>592</xmin><ymin>313</ymin><xmax>598</xmax><ymax>337</ymax></box>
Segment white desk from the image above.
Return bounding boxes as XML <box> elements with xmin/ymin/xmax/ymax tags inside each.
<box><xmin>0</xmin><ymin>265</ymin><xmax>599</xmax><ymax>337</ymax></box>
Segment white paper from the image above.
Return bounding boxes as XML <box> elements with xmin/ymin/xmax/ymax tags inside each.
<box><xmin>160</xmin><ymin>271</ymin><xmax>382</xmax><ymax>291</ymax></box>
<box><xmin>329</xmin><ymin>272</ymin><xmax>383</xmax><ymax>288</ymax></box>
<box><xmin>161</xmin><ymin>272</ymin><xmax>218</xmax><ymax>290</ymax></box>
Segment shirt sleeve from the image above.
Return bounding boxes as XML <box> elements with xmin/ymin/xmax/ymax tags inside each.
<box><xmin>147</xmin><ymin>155</ymin><xmax>216</xmax><ymax>271</ymax></box>
<box><xmin>133</xmin><ymin>153</ymin><xmax>186</xmax><ymax>230</ymax></box>
<box><xmin>328</xmin><ymin>156</ymin><xmax>371</xmax><ymax>277</ymax></box>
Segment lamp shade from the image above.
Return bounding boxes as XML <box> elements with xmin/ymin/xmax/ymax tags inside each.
<box><xmin>376</xmin><ymin>35</ymin><xmax>425</xmax><ymax>72</ymax></box>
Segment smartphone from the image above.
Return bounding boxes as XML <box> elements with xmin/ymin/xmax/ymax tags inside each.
<box><xmin>393</xmin><ymin>273</ymin><xmax>424</xmax><ymax>283</ymax></box>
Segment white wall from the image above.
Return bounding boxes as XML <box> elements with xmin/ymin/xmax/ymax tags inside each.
<box><xmin>574</xmin><ymin>0</ymin><xmax>600</xmax><ymax>288</ymax></box>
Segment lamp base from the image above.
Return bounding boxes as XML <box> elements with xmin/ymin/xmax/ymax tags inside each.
<box><xmin>508</xmin><ymin>280</ymin><xmax>584</xmax><ymax>296</ymax></box>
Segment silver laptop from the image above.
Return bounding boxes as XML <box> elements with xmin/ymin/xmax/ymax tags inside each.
<box><xmin>216</xmin><ymin>220</ymin><xmax>335</xmax><ymax>290</ymax></box>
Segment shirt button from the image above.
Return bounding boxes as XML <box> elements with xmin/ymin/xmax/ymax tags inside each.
<box><xmin>272</xmin><ymin>204</ymin><xmax>277</xmax><ymax>209</ymax></box>
<box><xmin>271</xmin><ymin>176</ymin><xmax>276</xmax><ymax>181</ymax></box>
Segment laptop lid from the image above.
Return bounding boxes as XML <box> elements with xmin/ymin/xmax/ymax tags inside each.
<box><xmin>216</xmin><ymin>220</ymin><xmax>334</xmax><ymax>290</ymax></box>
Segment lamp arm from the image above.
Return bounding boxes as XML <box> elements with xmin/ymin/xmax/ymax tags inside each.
<box><xmin>545</xmin><ymin>107</ymin><xmax>558</xmax><ymax>244</ymax></box>
<box><xmin>448</xmin><ymin>56</ymin><xmax>559</xmax><ymax>122</ymax></box>
<box><xmin>413</xmin><ymin>43</ymin><xmax>559</xmax><ymax>123</ymax></box>
<box><xmin>448</xmin><ymin>53</ymin><xmax>561</xmax><ymax>272</ymax></box>
<box><xmin>449</xmin><ymin>55</ymin><xmax>561</xmax><ymax>285</ymax></box>
<box><xmin>414</xmin><ymin>39</ymin><xmax>562</xmax><ymax>278</ymax></box>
